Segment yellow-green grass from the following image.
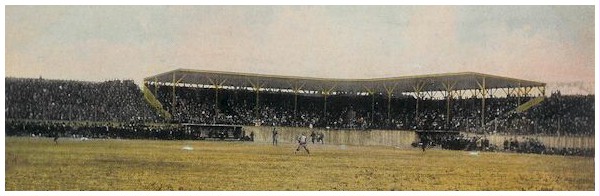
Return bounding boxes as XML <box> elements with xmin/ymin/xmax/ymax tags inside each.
<box><xmin>5</xmin><ymin>137</ymin><xmax>595</xmax><ymax>191</ymax></box>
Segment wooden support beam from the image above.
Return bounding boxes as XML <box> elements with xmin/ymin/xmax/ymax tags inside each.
<box><xmin>171</xmin><ymin>73</ymin><xmax>177</xmax><ymax>116</ymax></box>
<box><xmin>443</xmin><ymin>80</ymin><xmax>457</xmax><ymax>129</ymax></box>
<box><xmin>206</xmin><ymin>77</ymin><xmax>228</xmax><ymax>114</ymax></box>
<box><xmin>247</xmin><ymin>79</ymin><xmax>265</xmax><ymax>120</ymax></box>
<box><xmin>362</xmin><ymin>83</ymin><xmax>376</xmax><ymax>124</ymax></box>
<box><xmin>523</xmin><ymin>86</ymin><xmax>533</xmax><ymax>97</ymax></box>
<box><xmin>320</xmin><ymin>83</ymin><xmax>338</xmax><ymax>118</ymax></box>
<box><xmin>537</xmin><ymin>86</ymin><xmax>546</xmax><ymax>97</ymax></box>
<box><xmin>383</xmin><ymin>82</ymin><xmax>397</xmax><ymax>123</ymax></box>
<box><xmin>412</xmin><ymin>81</ymin><xmax>426</xmax><ymax>128</ymax></box>
<box><xmin>287</xmin><ymin>81</ymin><xmax>306</xmax><ymax>119</ymax></box>
<box><xmin>153</xmin><ymin>77</ymin><xmax>159</xmax><ymax>96</ymax></box>
<box><xmin>517</xmin><ymin>83</ymin><xmax>522</xmax><ymax>105</ymax></box>
<box><xmin>475</xmin><ymin>77</ymin><xmax>486</xmax><ymax>128</ymax></box>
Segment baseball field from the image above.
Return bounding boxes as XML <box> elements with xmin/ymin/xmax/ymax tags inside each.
<box><xmin>4</xmin><ymin>137</ymin><xmax>595</xmax><ymax>191</ymax></box>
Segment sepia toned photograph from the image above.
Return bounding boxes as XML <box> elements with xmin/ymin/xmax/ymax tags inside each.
<box><xmin>4</xmin><ymin>3</ymin><xmax>597</xmax><ymax>192</ymax></box>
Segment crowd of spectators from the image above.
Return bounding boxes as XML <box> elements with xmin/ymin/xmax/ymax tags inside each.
<box><xmin>5</xmin><ymin>78</ymin><xmax>593</xmax><ymax>137</ymax></box>
<box><xmin>5</xmin><ymin>120</ymin><xmax>247</xmax><ymax>141</ymax></box>
<box><xmin>502</xmin><ymin>137</ymin><xmax>546</xmax><ymax>154</ymax></box>
<box><xmin>5</xmin><ymin>78</ymin><xmax>594</xmax><ymax>156</ymax></box>
<box><xmin>527</xmin><ymin>92</ymin><xmax>593</xmax><ymax>136</ymax></box>
<box><xmin>413</xmin><ymin>133</ymin><xmax>593</xmax><ymax>157</ymax></box>
<box><xmin>6</xmin><ymin>78</ymin><xmax>160</xmax><ymax>122</ymax></box>
<box><xmin>497</xmin><ymin>136</ymin><xmax>593</xmax><ymax>157</ymax></box>
<box><xmin>487</xmin><ymin>91</ymin><xmax>594</xmax><ymax>136</ymax></box>
<box><xmin>153</xmin><ymin>85</ymin><xmax>593</xmax><ymax>137</ymax></box>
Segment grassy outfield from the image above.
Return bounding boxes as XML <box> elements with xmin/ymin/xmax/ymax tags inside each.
<box><xmin>5</xmin><ymin>137</ymin><xmax>595</xmax><ymax>190</ymax></box>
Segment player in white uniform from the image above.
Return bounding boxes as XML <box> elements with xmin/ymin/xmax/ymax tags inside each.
<box><xmin>295</xmin><ymin>132</ymin><xmax>310</xmax><ymax>154</ymax></box>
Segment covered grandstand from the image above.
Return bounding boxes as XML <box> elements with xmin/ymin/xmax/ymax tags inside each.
<box><xmin>143</xmin><ymin>69</ymin><xmax>546</xmax><ymax>130</ymax></box>
<box><xmin>5</xmin><ymin>71</ymin><xmax>593</xmax><ymax>155</ymax></box>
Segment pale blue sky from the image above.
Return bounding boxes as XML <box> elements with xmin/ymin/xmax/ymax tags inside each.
<box><xmin>5</xmin><ymin>5</ymin><xmax>596</xmax><ymax>93</ymax></box>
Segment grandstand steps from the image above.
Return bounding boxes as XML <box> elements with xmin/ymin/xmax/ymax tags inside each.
<box><xmin>142</xmin><ymin>84</ymin><xmax>172</xmax><ymax>120</ymax></box>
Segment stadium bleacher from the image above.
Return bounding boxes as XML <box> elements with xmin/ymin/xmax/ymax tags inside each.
<box><xmin>153</xmin><ymin>85</ymin><xmax>593</xmax><ymax>136</ymax></box>
<box><xmin>4</xmin><ymin>76</ymin><xmax>594</xmax><ymax>156</ymax></box>
<box><xmin>5</xmin><ymin>77</ymin><xmax>594</xmax><ymax>136</ymax></box>
<box><xmin>5</xmin><ymin>78</ymin><xmax>160</xmax><ymax>122</ymax></box>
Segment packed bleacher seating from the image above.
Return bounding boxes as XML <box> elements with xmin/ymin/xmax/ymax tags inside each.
<box><xmin>4</xmin><ymin>77</ymin><xmax>594</xmax><ymax>156</ymax></box>
<box><xmin>5</xmin><ymin>120</ymin><xmax>193</xmax><ymax>140</ymax></box>
<box><xmin>151</xmin><ymin>85</ymin><xmax>593</xmax><ymax>136</ymax></box>
<box><xmin>6</xmin><ymin>78</ymin><xmax>160</xmax><ymax>122</ymax></box>
<box><xmin>5</xmin><ymin>78</ymin><xmax>593</xmax><ymax>137</ymax></box>
<box><xmin>415</xmin><ymin>133</ymin><xmax>594</xmax><ymax>157</ymax></box>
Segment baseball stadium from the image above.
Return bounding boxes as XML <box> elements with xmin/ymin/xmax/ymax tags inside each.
<box><xmin>5</xmin><ymin>69</ymin><xmax>595</xmax><ymax>190</ymax></box>
<box><xmin>4</xmin><ymin>4</ymin><xmax>596</xmax><ymax>192</ymax></box>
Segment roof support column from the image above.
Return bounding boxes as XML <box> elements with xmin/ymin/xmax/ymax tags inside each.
<box><xmin>456</xmin><ymin>89</ymin><xmax>464</xmax><ymax>99</ymax></box>
<box><xmin>172</xmin><ymin>73</ymin><xmax>176</xmax><ymax>116</ymax></box>
<box><xmin>412</xmin><ymin>81</ymin><xmax>426</xmax><ymax>129</ymax></box>
<box><xmin>154</xmin><ymin>77</ymin><xmax>159</xmax><ymax>96</ymax></box>
<box><xmin>537</xmin><ymin>86</ymin><xmax>546</xmax><ymax>97</ymax></box>
<box><xmin>215</xmin><ymin>87</ymin><xmax>219</xmax><ymax>113</ymax></box>
<box><xmin>517</xmin><ymin>83</ymin><xmax>522</xmax><ymax>106</ymax></box>
<box><xmin>255</xmin><ymin>89</ymin><xmax>260</xmax><ymax>121</ymax></box>
<box><xmin>371</xmin><ymin>93</ymin><xmax>375</xmax><ymax>125</ymax></box>
<box><xmin>362</xmin><ymin>84</ymin><xmax>375</xmax><ymax>125</ymax></box>
<box><xmin>476</xmin><ymin>77</ymin><xmax>486</xmax><ymax>128</ymax></box>
<box><xmin>324</xmin><ymin>95</ymin><xmax>328</xmax><ymax>118</ymax></box>
<box><xmin>171</xmin><ymin>73</ymin><xmax>186</xmax><ymax>120</ymax></box>
<box><xmin>248</xmin><ymin>79</ymin><xmax>265</xmax><ymax>122</ymax></box>
<box><xmin>442</xmin><ymin>80</ymin><xmax>456</xmax><ymax>130</ymax></box>
<box><xmin>288</xmin><ymin>81</ymin><xmax>305</xmax><ymax>124</ymax></box>
<box><xmin>320</xmin><ymin>84</ymin><xmax>337</xmax><ymax>123</ymax></box>
<box><xmin>294</xmin><ymin>92</ymin><xmax>298</xmax><ymax>119</ymax></box>
<box><xmin>383</xmin><ymin>83</ymin><xmax>397</xmax><ymax>125</ymax></box>
<box><xmin>501</xmin><ymin>87</ymin><xmax>511</xmax><ymax>98</ymax></box>
<box><xmin>523</xmin><ymin>87</ymin><xmax>533</xmax><ymax>97</ymax></box>
<box><xmin>455</xmin><ymin>89</ymin><xmax>464</xmax><ymax>118</ymax></box>
<box><xmin>207</xmin><ymin>77</ymin><xmax>227</xmax><ymax>115</ymax></box>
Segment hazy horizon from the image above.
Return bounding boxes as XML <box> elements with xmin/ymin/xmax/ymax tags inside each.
<box><xmin>5</xmin><ymin>5</ymin><xmax>596</xmax><ymax>94</ymax></box>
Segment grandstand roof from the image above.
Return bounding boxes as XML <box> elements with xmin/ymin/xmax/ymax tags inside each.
<box><xmin>144</xmin><ymin>69</ymin><xmax>545</xmax><ymax>95</ymax></box>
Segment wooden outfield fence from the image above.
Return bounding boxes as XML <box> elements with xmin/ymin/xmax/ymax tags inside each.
<box><xmin>245</xmin><ymin>126</ymin><xmax>594</xmax><ymax>149</ymax></box>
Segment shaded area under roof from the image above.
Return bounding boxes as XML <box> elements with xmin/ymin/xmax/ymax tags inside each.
<box><xmin>144</xmin><ymin>69</ymin><xmax>546</xmax><ymax>95</ymax></box>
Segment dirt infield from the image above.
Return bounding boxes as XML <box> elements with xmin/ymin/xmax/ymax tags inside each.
<box><xmin>5</xmin><ymin>137</ymin><xmax>595</xmax><ymax>190</ymax></box>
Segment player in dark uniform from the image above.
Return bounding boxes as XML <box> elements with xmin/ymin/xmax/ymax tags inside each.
<box><xmin>318</xmin><ymin>132</ymin><xmax>324</xmax><ymax>144</ymax></box>
<box><xmin>272</xmin><ymin>127</ymin><xmax>278</xmax><ymax>146</ymax></box>
<box><xmin>53</xmin><ymin>133</ymin><xmax>59</xmax><ymax>144</ymax></box>
<box><xmin>420</xmin><ymin>135</ymin><xmax>429</xmax><ymax>152</ymax></box>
